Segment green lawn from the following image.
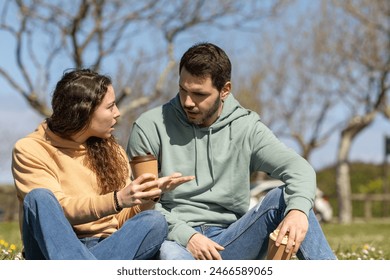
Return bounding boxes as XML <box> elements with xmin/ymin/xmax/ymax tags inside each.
<box><xmin>321</xmin><ymin>220</ymin><xmax>390</xmax><ymax>259</ymax></box>
<box><xmin>1</xmin><ymin>220</ymin><xmax>389</xmax><ymax>260</ymax></box>
<box><xmin>0</xmin><ymin>221</ymin><xmax>22</xmax><ymax>260</ymax></box>
<box><xmin>0</xmin><ymin>221</ymin><xmax>21</xmax><ymax>246</ymax></box>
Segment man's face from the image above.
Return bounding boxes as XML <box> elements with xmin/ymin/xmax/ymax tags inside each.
<box><xmin>178</xmin><ymin>67</ymin><xmax>230</xmax><ymax>127</ymax></box>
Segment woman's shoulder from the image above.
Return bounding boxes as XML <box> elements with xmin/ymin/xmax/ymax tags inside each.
<box><xmin>13</xmin><ymin>125</ymin><xmax>53</xmax><ymax>158</ymax></box>
<box><xmin>13</xmin><ymin>136</ymin><xmax>50</xmax><ymax>159</ymax></box>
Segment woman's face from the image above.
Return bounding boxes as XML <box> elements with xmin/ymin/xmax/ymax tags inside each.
<box><xmin>85</xmin><ymin>85</ymin><xmax>120</xmax><ymax>140</ymax></box>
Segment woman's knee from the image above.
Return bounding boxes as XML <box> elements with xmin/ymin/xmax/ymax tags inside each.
<box><xmin>143</xmin><ymin>210</ymin><xmax>167</xmax><ymax>231</ymax></box>
<box><xmin>23</xmin><ymin>188</ymin><xmax>57</xmax><ymax>212</ymax></box>
<box><xmin>25</xmin><ymin>188</ymin><xmax>54</xmax><ymax>201</ymax></box>
<box><xmin>132</xmin><ymin>210</ymin><xmax>168</xmax><ymax>234</ymax></box>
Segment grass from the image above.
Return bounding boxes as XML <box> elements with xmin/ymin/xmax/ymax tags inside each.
<box><xmin>321</xmin><ymin>220</ymin><xmax>390</xmax><ymax>260</ymax></box>
<box><xmin>0</xmin><ymin>221</ymin><xmax>22</xmax><ymax>260</ymax></box>
<box><xmin>1</xmin><ymin>220</ymin><xmax>389</xmax><ymax>260</ymax></box>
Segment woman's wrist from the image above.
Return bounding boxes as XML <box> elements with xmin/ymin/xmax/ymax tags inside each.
<box><xmin>113</xmin><ymin>190</ymin><xmax>123</xmax><ymax>212</ymax></box>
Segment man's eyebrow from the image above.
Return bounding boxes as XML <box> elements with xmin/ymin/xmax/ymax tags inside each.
<box><xmin>179</xmin><ymin>85</ymin><xmax>207</xmax><ymax>95</ymax></box>
<box><xmin>179</xmin><ymin>84</ymin><xmax>187</xmax><ymax>91</ymax></box>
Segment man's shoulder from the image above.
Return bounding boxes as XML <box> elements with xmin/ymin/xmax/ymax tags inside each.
<box><xmin>137</xmin><ymin>100</ymin><xmax>177</xmax><ymax>124</ymax></box>
<box><xmin>232</xmin><ymin>108</ymin><xmax>262</xmax><ymax>125</ymax></box>
<box><xmin>137</xmin><ymin>105</ymin><xmax>164</xmax><ymax>121</ymax></box>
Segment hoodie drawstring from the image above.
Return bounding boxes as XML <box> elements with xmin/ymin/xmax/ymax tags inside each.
<box><xmin>192</xmin><ymin>125</ymin><xmax>216</xmax><ymax>189</ymax></box>
<box><xmin>192</xmin><ymin>126</ymin><xmax>199</xmax><ymax>186</ymax></box>
<box><xmin>208</xmin><ymin>127</ymin><xmax>215</xmax><ymax>190</ymax></box>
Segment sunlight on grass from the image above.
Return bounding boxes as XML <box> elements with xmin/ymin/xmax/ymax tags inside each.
<box><xmin>334</xmin><ymin>243</ymin><xmax>385</xmax><ymax>260</ymax></box>
<box><xmin>1</xmin><ymin>221</ymin><xmax>389</xmax><ymax>260</ymax></box>
<box><xmin>0</xmin><ymin>239</ymin><xmax>23</xmax><ymax>260</ymax></box>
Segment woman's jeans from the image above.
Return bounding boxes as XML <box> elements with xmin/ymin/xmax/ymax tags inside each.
<box><xmin>22</xmin><ymin>188</ymin><xmax>168</xmax><ymax>260</ymax></box>
<box><xmin>158</xmin><ymin>186</ymin><xmax>337</xmax><ymax>260</ymax></box>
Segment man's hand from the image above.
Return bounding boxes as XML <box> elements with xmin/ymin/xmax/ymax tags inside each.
<box><xmin>157</xmin><ymin>172</ymin><xmax>195</xmax><ymax>193</ymax></box>
<box><xmin>186</xmin><ymin>233</ymin><xmax>224</xmax><ymax>260</ymax></box>
<box><xmin>275</xmin><ymin>209</ymin><xmax>308</xmax><ymax>254</ymax></box>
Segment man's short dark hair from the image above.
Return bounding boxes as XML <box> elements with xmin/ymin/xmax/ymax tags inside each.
<box><xmin>179</xmin><ymin>42</ymin><xmax>231</xmax><ymax>92</ymax></box>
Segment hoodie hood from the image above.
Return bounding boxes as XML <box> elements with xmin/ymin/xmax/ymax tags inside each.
<box><xmin>29</xmin><ymin>122</ymin><xmax>87</xmax><ymax>156</ymax></box>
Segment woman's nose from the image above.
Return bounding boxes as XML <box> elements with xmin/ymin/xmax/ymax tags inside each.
<box><xmin>114</xmin><ymin>105</ymin><xmax>121</xmax><ymax>118</ymax></box>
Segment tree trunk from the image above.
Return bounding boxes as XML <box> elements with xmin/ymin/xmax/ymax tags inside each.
<box><xmin>336</xmin><ymin>113</ymin><xmax>376</xmax><ymax>223</ymax></box>
<box><xmin>336</xmin><ymin>133</ymin><xmax>353</xmax><ymax>223</ymax></box>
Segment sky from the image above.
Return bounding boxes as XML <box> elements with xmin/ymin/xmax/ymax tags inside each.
<box><xmin>1</xmin><ymin>0</ymin><xmax>390</xmax><ymax>185</ymax></box>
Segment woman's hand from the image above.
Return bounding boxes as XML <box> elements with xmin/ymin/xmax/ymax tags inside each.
<box><xmin>116</xmin><ymin>172</ymin><xmax>195</xmax><ymax>209</ymax></box>
<box><xmin>116</xmin><ymin>173</ymin><xmax>162</xmax><ymax>208</ymax></box>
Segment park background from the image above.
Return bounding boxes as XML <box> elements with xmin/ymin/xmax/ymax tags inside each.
<box><xmin>0</xmin><ymin>0</ymin><xmax>389</xmax><ymax>260</ymax></box>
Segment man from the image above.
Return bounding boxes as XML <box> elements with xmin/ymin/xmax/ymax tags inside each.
<box><xmin>127</xmin><ymin>42</ymin><xmax>336</xmax><ymax>260</ymax></box>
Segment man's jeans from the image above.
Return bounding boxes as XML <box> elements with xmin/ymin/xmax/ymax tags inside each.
<box><xmin>22</xmin><ymin>188</ymin><xmax>168</xmax><ymax>260</ymax></box>
<box><xmin>158</xmin><ymin>186</ymin><xmax>337</xmax><ymax>260</ymax></box>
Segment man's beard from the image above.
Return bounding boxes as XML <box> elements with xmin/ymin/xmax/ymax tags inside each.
<box><xmin>189</xmin><ymin>97</ymin><xmax>221</xmax><ymax>126</ymax></box>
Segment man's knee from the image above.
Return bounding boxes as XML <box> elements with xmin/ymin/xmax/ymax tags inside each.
<box><xmin>158</xmin><ymin>240</ymin><xmax>194</xmax><ymax>260</ymax></box>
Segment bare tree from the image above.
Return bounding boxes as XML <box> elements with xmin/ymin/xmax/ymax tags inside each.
<box><xmin>317</xmin><ymin>0</ymin><xmax>390</xmax><ymax>223</ymax></box>
<box><xmin>0</xmin><ymin>0</ymin><xmax>294</xmax><ymax>148</ymax></box>
<box><xmin>0</xmin><ymin>0</ymin><xmax>291</xmax><ymax>116</ymax></box>
<box><xmin>236</xmin><ymin>3</ymin><xmax>341</xmax><ymax>162</ymax></box>
<box><xmin>236</xmin><ymin>0</ymin><xmax>389</xmax><ymax>224</ymax></box>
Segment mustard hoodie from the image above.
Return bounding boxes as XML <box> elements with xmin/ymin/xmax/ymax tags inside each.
<box><xmin>12</xmin><ymin>121</ymin><xmax>140</xmax><ymax>238</ymax></box>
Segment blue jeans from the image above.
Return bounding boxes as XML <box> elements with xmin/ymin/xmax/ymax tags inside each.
<box><xmin>22</xmin><ymin>188</ymin><xmax>168</xmax><ymax>260</ymax></box>
<box><xmin>158</xmin><ymin>186</ymin><xmax>336</xmax><ymax>260</ymax></box>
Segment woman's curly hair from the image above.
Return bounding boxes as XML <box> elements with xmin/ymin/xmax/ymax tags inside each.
<box><xmin>47</xmin><ymin>69</ymin><xmax>128</xmax><ymax>194</ymax></box>
<box><xmin>85</xmin><ymin>136</ymin><xmax>128</xmax><ymax>194</ymax></box>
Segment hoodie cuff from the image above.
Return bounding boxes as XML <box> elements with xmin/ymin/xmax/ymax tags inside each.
<box><xmin>284</xmin><ymin>196</ymin><xmax>313</xmax><ymax>218</ymax></box>
<box><xmin>168</xmin><ymin>224</ymin><xmax>198</xmax><ymax>247</ymax></box>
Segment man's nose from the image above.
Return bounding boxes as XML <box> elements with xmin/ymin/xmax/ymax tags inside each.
<box><xmin>183</xmin><ymin>94</ymin><xmax>195</xmax><ymax>108</ymax></box>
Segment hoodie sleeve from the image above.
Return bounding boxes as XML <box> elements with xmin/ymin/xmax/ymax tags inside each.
<box><xmin>127</xmin><ymin>122</ymin><xmax>150</xmax><ymax>157</ymax></box>
<box><xmin>127</xmin><ymin>122</ymin><xmax>160</xmax><ymax>161</ymax></box>
<box><xmin>12</xmin><ymin>138</ymin><xmax>119</xmax><ymax>225</ymax></box>
<box><xmin>250</xmin><ymin>121</ymin><xmax>316</xmax><ymax>217</ymax></box>
<box><xmin>154</xmin><ymin>203</ymin><xmax>198</xmax><ymax>247</ymax></box>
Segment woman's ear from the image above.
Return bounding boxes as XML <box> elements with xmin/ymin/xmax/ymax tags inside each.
<box><xmin>221</xmin><ymin>81</ymin><xmax>231</xmax><ymax>101</ymax></box>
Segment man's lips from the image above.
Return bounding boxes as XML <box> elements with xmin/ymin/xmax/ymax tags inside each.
<box><xmin>185</xmin><ymin>110</ymin><xmax>198</xmax><ymax>116</ymax></box>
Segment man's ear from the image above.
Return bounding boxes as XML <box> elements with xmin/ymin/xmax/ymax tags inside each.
<box><xmin>221</xmin><ymin>82</ymin><xmax>231</xmax><ymax>100</ymax></box>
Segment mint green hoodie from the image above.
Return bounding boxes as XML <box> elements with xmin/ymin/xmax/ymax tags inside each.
<box><xmin>127</xmin><ymin>94</ymin><xmax>316</xmax><ymax>247</ymax></box>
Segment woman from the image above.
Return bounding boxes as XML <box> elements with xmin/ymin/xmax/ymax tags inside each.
<box><xmin>11</xmin><ymin>69</ymin><xmax>194</xmax><ymax>260</ymax></box>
